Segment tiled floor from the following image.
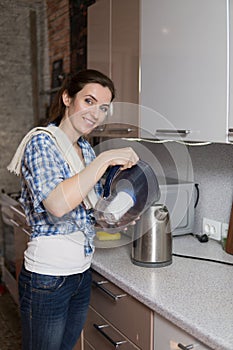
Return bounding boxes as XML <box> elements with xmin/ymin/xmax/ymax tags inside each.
<box><xmin>0</xmin><ymin>284</ymin><xmax>21</xmax><ymax>350</ymax></box>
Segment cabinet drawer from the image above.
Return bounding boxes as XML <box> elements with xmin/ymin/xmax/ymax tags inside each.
<box><xmin>154</xmin><ymin>312</ymin><xmax>212</xmax><ymax>350</ymax></box>
<box><xmin>90</xmin><ymin>270</ymin><xmax>153</xmax><ymax>349</ymax></box>
<box><xmin>84</xmin><ymin>306</ymin><xmax>139</xmax><ymax>350</ymax></box>
<box><xmin>83</xmin><ymin>339</ymin><xmax>94</xmax><ymax>350</ymax></box>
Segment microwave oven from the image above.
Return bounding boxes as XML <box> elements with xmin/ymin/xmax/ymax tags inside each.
<box><xmin>155</xmin><ymin>178</ymin><xmax>195</xmax><ymax>236</ymax></box>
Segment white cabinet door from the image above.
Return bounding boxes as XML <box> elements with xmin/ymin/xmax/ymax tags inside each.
<box><xmin>154</xmin><ymin>313</ymin><xmax>212</xmax><ymax>350</ymax></box>
<box><xmin>140</xmin><ymin>0</ymin><xmax>229</xmax><ymax>143</ymax></box>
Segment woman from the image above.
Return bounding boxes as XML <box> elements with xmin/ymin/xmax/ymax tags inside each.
<box><xmin>8</xmin><ymin>69</ymin><xmax>139</xmax><ymax>350</ymax></box>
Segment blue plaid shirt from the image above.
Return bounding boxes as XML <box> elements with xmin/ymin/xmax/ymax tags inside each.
<box><xmin>20</xmin><ymin>130</ymin><xmax>103</xmax><ymax>256</ymax></box>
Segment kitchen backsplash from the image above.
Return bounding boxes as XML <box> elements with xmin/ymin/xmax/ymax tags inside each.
<box><xmin>142</xmin><ymin>141</ymin><xmax>233</xmax><ymax>234</ymax></box>
<box><xmin>189</xmin><ymin>143</ymin><xmax>233</xmax><ymax>233</ymax></box>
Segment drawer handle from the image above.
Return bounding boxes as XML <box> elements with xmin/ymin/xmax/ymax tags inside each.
<box><xmin>178</xmin><ymin>343</ymin><xmax>194</xmax><ymax>350</ymax></box>
<box><xmin>156</xmin><ymin>129</ymin><xmax>190</xmax><ymax>135</ymax></box>
<box><xmin>93</xmin><ymin>323</ymin><xmax>127</xmax><ymax>348</ymax></box>
<box><xmin>93</xmin><ymin>126</ymin><xmax>106</xmax><ymax>132</ymax></box>
<box><xmin>92</xmin><ymin>280</ymin><xmax>127</xmax><ymax>301</ymax></box>
<box><xmin>108</xmin><ymin>128</ymin><xmax>134</xmax><ymax>134</ymax></box>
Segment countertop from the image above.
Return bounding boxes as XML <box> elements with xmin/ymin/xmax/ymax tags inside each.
<box><xmin>91</xmin><ymin>234</ymin><xmax>233</xmax><ymax>350</ymax></box>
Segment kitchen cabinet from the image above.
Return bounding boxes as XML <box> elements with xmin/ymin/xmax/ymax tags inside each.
<box><xmin>140</xmin><ymin>0</ymin><xmax>230</xmax><ymax>143</ymax></box>
<box><xmin>0</xmin><ymin>194</ymin><xmax>30</xmax><ymax>304</ymax></box>
<box><xmin>154</xmin><ymin>312</ymin><xmax>212</xmax><ymax>350</ymax></box>
<box><xmin>83</xmin><ymin>270</ymin><xmax>154</xmax><ymax>349</ymax></box>
<box><xmin>87</xmin><ymin>0</ymin><xmax>139</xmax><ymax>138</ymax></box>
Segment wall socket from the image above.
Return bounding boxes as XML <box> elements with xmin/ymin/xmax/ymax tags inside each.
<box><xmin>203</xmin><ymin>218</ymin><xmax>221</xmax><ymax>241</ymax></box>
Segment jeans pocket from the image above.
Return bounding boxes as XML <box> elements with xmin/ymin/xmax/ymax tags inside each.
<box><xmin>32</xmin><ymin>274</ymin><xmax>66</xmax><ymax>292</ymax></box>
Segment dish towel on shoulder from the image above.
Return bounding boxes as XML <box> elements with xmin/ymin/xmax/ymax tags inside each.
<box><xmin>7</xmin><ymin>125</ymin><xmax>99</xmax><ymax>209</ymax></box>
<box><xmin>7</xmin><ymin>125</ymin><xmax>99</xmax><ymax>256</ymax></box>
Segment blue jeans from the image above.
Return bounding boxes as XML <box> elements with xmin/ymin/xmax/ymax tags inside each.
<box><xmin>18</xmin><ymin>264</ymin><xmax>92</xmax><ymax>350</ymax></box>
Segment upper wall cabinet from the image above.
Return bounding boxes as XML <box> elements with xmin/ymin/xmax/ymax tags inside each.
<box><xmin>87</xmin><ymin>0</ymin><xmax>139</xmax><ymax>138</ymax></box>
<box><xmin>140</xmin><ymin>0</ymin><xmax>230</xmax><ymax>143</ymax></box>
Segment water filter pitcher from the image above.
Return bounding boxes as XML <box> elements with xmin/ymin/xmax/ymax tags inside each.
<box><xmin>94</xmin><ymin>160</ymin><xmax>160</xmax><ymax>232</ymax></box>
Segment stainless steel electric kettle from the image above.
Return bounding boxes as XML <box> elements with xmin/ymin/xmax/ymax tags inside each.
<box><xmin>131</xmin><ymin>204</ymin><xmax>172</xmax><ymax>267</ymax></box>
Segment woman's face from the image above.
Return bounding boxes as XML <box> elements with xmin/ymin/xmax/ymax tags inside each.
<box><xmin>62</xmin><ymin>83</ymin><xmax>112</xmax><ymax>136</ymax></box>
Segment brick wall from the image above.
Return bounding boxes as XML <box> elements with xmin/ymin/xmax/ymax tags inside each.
<box><xmin>46</xmin><ymin>0</ymin><xmax>93</xmax><ymax>81</ymax></box>
<box><xmin>46</xmin><ymin>0</ymin><xmax>70</xmax><ymax>83</ymax></box>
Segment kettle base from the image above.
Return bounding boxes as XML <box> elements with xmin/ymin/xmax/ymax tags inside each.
<box><xmin>131</xmin><ymin>257</ymin><xmax>172</xmax><ymax>268</ymax></box>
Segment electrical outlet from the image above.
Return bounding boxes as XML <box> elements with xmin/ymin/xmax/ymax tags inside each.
<box><xmin>203</xmin><ymin>218</ymin><xmax>221</xmax><ymax>241</ymax></box>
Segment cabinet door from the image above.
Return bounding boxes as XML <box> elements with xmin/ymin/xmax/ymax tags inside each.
<box><xmin>154</xmin><ymin>313</ymin><xmax>212</xmax><ymax>350</ymax></box>
<box><xmin>140</xmin><ymin>0</ymin><xmax>228</xmax><ymax>143</ymax></box>
<box><xmin>87</xmin><ymin>0</ymin><xmax>110</xmax><ymax>77</ymax></box>
<box><xmin>106</xmin><ymin>0</ymin><xmax>139</xmax><ymax>137</ymax></box>
<box><xmin>87</xmin><ymin>0</ymin><xmax>139</xmax><ymax>138</ymax></box>
<box><xmin>83</xmin><ymin>340</ymin><xmax>93</xmax><ymax>350</ymax></box>
<box><xmin>111</xmin><ymin>0</ymin><xmax>139</xmax><ymax>105</ymax></box>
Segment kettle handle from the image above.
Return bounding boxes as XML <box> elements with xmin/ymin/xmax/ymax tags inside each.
<box><xmin>103</xmin><ymin>165</ymin><xmax>121</xmax><ymax>198</ymax></box>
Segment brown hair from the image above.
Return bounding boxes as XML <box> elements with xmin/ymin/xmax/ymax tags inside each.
<box><xmin>47</xmin><ymin>69</ymin><xmax>116</xmax><ymax>126</ymax></box>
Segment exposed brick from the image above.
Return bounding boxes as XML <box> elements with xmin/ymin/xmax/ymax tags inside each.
<box><xmin>46</xmin><ymin>0</ymin><xmax>70</xmax><ymax>77</ymax></box>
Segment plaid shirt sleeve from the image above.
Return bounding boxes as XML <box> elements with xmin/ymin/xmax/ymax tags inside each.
<box><xmin>22</xmin><ymin>133</ymin><xmax>69</xmax><ymax>212</ymax></box>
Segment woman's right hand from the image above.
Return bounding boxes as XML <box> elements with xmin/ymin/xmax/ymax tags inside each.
<box><xmin>99</xmin><ymin>147</ymin><xmax>139</xmax><ymax>170</ymax></box>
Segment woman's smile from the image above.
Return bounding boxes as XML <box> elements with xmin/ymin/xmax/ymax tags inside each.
<box><xmin>60</xmin><ymin>83</ymin><xmax>112</xmax><ymax>140</ymax></box>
